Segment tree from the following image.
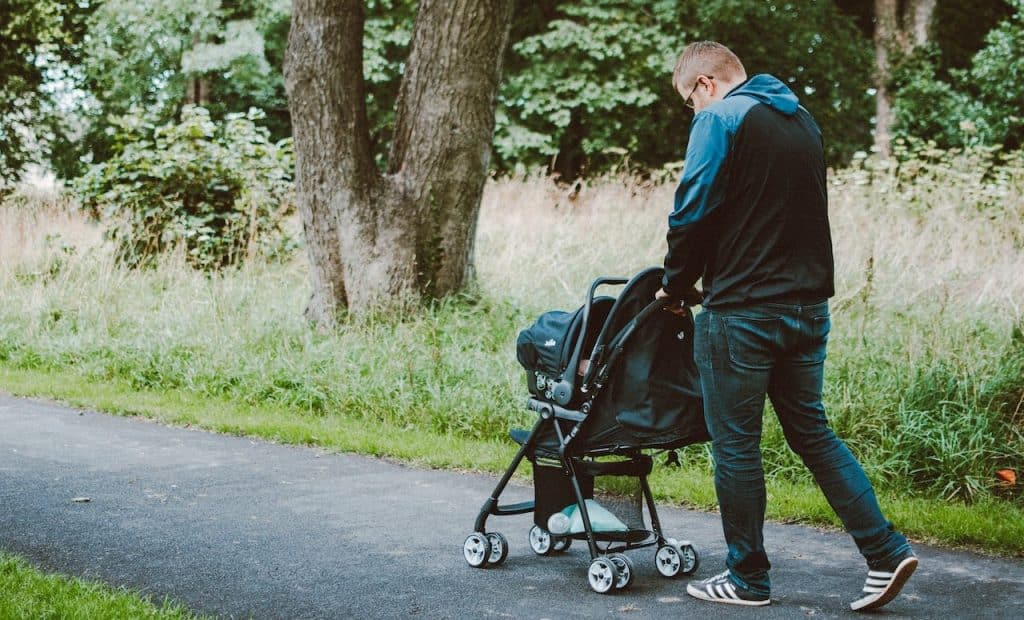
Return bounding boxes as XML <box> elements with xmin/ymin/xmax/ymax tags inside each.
<box><xmin>872</xmin><ymin>0</ymin><xmax>938</xmax><ymax>158</ymax></box>
<box><xmin>284</xmin><ymin>0</ymin><xmax>514</xmax><ymax>325</ymax></box>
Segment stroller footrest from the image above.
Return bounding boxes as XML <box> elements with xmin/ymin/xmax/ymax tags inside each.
<box><xmin>491</xmin><ymin>501</ymin><xmax>534</xmax><ymax>516</ymax></box>
<box><xmin>509</xmin><ymin>428</ymin><xmax>531</xmax><ymax>446</ymax></box>
<box><xmin>509</xmin><ymin>428</ymin><xmax>561</xmax><ymax>459</ymax></box>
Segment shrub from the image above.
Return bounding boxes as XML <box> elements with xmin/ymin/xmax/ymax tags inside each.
<box><xmin>76</xmin><ymin>105</ymin><xmax>295</xmax><ymax>270</ymax></box>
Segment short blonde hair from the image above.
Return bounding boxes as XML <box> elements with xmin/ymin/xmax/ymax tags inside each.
<box><xmin>672</xmin><ymin>41</ymin><xmax>746</xmax><ymax>93</ymax></box>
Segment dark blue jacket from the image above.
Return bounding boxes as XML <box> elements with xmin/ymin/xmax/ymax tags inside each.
<box><xmin>662</xmin><ymin>74</ymin><xmax>834</xmax><ymax>308</ymax></box>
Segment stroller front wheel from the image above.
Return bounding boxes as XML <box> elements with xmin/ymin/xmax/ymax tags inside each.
<box><xmin>587</xmin><ymin>557</ymin><xmax>621</xmax><ymax>594</ymax></box>
<box><xmin>486</xmin><ymin>532</ymin><xmax>509</xmax><ymax>566</ymax></box>
<box><xmin>464</xmin><ymin>532</ymin><xmax>492</xmax><ymax>568</ymax></box>
<box><xmin>655</xmin><ymin>539</ymin><xmax>700</xmax><ymax>577</ymax></box>
<box><xmin>608</xmin><ymin>553</ymin><xmax>635</xmax><ymax>589</ymax></box>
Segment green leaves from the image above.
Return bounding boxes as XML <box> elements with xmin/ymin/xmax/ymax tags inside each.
<box><xmin>892</xmin><ymin>0</ymin><xmax>1024</xmax><ymax>151</ymax></box>
<box><xmin>75</xmin><ymin>106</ymin><xmax>295</xmax><ymax>270</ymax></box>
<box><xmin>497</xmin><ymin>1</ymin><xmax>690</xmax><ymax>175</ymax></box>
<box><xmin>0</xmin><ymin>0</ymin><xmax>90</xmax><ymax>186</ymax></box>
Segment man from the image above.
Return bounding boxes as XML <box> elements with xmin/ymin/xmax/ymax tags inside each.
<box><xmin>655</xmin><ymin>41</ymin><xmax>917</xmax><ymax>611</ymax></box>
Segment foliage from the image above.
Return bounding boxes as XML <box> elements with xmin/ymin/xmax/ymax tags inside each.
<box><xmin>694</xmin><ymin>0</ymin><xmax>874</xmax><ymax>165</ymax></box>
<box><xmin>891</xmin><ymin>0</ymin><xmax>1024</xmax><ymax>151</ymax></box>
<box><xmin>963</xmin><ymin>0</ymin><xmax>1024</xmax><ymax>150</ymax></box>
<box><xmin>0</xmin><ymin>0</ymin><xmax>90</xmax><ymax>187</ymax></box>
<box><xmin>497</xmin><ymin>1</ymin><xmax>690</xmax><ymax>177</ymax></box>
<box><xmin>497</xmin><ymin>0</ymin><xmax>874</xmax><ymax>176</ymax></box>
<box><xmin>75</xmin><ymin>106</ymin><xmax>295</xmax><ymax>270</ymax></box>
<box><xmin>66</xmin><ymin>0</ymin><xmax>289</xmax><ymax>179</ymax></box>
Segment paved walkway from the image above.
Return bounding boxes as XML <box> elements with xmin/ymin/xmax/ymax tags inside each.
<box><xmin>1</xmin><ymin>394</ymin><xmax>1022</xmax><ymax>619</ymax></box>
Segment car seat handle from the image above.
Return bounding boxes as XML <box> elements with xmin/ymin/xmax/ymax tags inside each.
<box><xmin>554</xmin><ymin>276</ymin><xmax>629</xmax><ymax>406</ymax></box>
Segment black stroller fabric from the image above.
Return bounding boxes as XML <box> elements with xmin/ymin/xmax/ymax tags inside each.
<box><xmin>516</xmin><ymin>268</ymin><xmax>709</xmax><ymax>454</ymax></box>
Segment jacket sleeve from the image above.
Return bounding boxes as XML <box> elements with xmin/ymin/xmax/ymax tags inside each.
<box><xmin>662</xmin><ymin>111</ymin><xmax>730</xmax><ymax>299</ymax></box>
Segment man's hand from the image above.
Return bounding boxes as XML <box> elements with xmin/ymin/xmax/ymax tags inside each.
<box><xmin>656</xmin><ymin>286</ymin><xmax>703</xmax><ymax>315</ymax></box>
<box><xmin>655</xmin><ymin>287</ymin><xmax>690</xmax><ymax>316</ymax></box>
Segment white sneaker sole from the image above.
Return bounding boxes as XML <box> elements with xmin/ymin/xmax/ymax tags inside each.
<box><xmin>686</xmin><ymin>582</ymin><xmax>771</xmax><ymax>606</ymax></box>
<box><xmin>850</xmin><ymin>556</ymin><xmax>919</xmax><ymax>612</ymax></box>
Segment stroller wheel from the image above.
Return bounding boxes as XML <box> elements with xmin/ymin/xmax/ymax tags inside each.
<box><xmin>528</xmin><ymin>525</ymin><xmax>553</xmax><ymax>555</ymax></box>
<box><xmin>463</xmin><ymin>532</ymin><xmax>492</xmax><ymax>568</ymax></box>
<box><xmin>608</xmin><ymin>553</ymin><xmax>635</xmax><ymax>590</ymax></box>
<box><xmin>655</xmin><ymin>540</ymin><xmax>700</xmax><ymax>577</ymax></box>
<box><xmin>678</xmin><ymin>542</ymin><xmax>700</xmax><ymax>575</ymax></box>
<box><xmin>587</xmin><ymin>557</ymin><xmax>621</xmax><ymax>594</ymax></box>
<box><xmin>552</xmin><ymin>536</ymin><xmax>572</xmax><ymax>553</ymax></box>
<box><xmin>486</xmin><ymin>532</ymin><xmax>509</xmax><ymax>566</ymax></box>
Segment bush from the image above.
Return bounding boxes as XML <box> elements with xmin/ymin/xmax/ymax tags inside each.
<box><xmin>76</xmin><ymin>106</ymin><xmax>295</xmax><ymax>270</ymax></box>
<box><xmin>892</xmin><ymin>0</ymin><xmax>1024</xmax><ymax>151</ymax></box>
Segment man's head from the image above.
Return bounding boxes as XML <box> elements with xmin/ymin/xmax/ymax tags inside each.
<box><xmin>672</xmin><ymin>41</ymin><xmax>747</xmax><ymax>113</ymax></box>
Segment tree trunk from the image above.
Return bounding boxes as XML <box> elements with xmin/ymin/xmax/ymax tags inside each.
<box><xmin>285</xmin><ymin>0</ymin><xmax>513</xmax><ymax>325</ymax></box>
<box><xmin>873</xmin><ymin>0</ymin><xmax>937</xmax><ymax>158</ymax></box>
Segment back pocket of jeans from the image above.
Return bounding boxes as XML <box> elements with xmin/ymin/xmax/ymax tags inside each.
<box><xmin>721</xmin><ymin>316</ymin><xmax>778</xmax><ymax>370</ymax></box>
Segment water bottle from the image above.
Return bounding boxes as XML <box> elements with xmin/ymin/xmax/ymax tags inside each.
<box><xmin>547</xmin><ymin>509</ymin><xmax>572</xmax><ymax>535</ymax></box>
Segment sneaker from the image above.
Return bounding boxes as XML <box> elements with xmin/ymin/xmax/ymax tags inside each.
<box><xmin>850</xmin><ymin>553</ymin><xmax>918</xmax><ymax>612</ymax></box>
<box><xmin>686</xmin><ymin>570</ymin><xmax>771</xmax><ymax>607</ymax></box>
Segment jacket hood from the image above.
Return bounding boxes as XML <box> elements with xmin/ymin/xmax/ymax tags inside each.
<box><xmin>727</xmin><ymin>74</ymin><xmax>800</xmax><ymax>116</ymax></box>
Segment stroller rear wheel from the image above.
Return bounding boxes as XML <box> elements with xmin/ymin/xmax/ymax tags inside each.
<box><xmin>552</xmin><ymin>536</ymin><xmax>572</xmax><ymax>552</ymax></box>
<box><xmin>528</xmin><ymin>525</ymin><xmax>553</xmax><ymax>555</ymax></box>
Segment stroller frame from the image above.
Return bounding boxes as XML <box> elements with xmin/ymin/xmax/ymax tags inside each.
<box><xmin>463</xmin><ymin>270</ymin><xmax>701</xmax><ymax>593</ymax></box>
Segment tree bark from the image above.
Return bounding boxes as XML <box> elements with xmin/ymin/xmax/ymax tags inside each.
<box><xmin>285</xmin><ymin>0</ymin><xmax>513</xmax><ymax>325</ymax></box>
<box><xmin>873</xmin><ymin>0</ymin><xmax>937</xmax><ymax>158</ymax></box>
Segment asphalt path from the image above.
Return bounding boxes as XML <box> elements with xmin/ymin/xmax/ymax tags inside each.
<box><xmin>2</xmin><ymin>394</ymin><xmax>1023</xmax><ymax>619</ymax></box>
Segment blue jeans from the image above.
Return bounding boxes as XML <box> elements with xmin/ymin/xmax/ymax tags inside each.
<box><xmin>693</xmin><ymin>301</ymin><xmax>910</xmax><ymax>596</ymax></box>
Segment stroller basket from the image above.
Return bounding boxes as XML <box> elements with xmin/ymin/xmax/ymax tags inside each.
<box><xmin>463</xmin><ymin>268</ymin><xmax>709</xmax><ymax>594</ymax></box>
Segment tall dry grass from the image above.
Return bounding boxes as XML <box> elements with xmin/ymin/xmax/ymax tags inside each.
<box><xmin>477</xmin><ymin>159</ymin><xmax>1024</xmax><ymax>320</ymax></box>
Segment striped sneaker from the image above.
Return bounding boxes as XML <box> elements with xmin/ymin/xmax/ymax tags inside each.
<box><xmin>850</xmin><ymin>554</ymin><xmax>918</xmax><ymax>612</ymax></box>
<box><xmin>686</xmin><ymin>570</ymin><xmax>770</xmax><ymax>607</ymax></box>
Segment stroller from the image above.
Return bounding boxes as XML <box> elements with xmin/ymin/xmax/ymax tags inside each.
<box><xmin>462</xmin><ymin>267</ymin><xmax>710</xmax><ymax>593</ymax></box>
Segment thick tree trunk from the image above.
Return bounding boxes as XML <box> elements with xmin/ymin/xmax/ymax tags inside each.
<box><xmin>285</xmin><ymin>0</ymin><xmax>513</xmax><ymax>325</ymax></box>
<box><xmin>873</xmin><ymin>0</ymin><xmax>937</xmax><ymax>158</ymax></box>
<box><xmin>387</xmin><ymin>0</ymin><xmax>514</xmax><ymax>298</ymax></box>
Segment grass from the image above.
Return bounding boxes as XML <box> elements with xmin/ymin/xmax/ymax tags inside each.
<box><xmin>0</xmin><ymin>553</ymin><xmax>200</xmax><ymax>620</ymax></box>
<box><xmin>2</xmin><ymin>149</ymin><xmax>1024</xmax><ymax>568</ymax></box>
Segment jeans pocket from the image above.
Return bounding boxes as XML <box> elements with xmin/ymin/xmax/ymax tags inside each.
<box><xmin>793</xmin><ymin>315</ymin><xmax>830</xmax><ymax>365</ymax></box>
<box><xmin>721</xmin><ymin>316</ymin><xmax>778</xmax><ymax>370</ymax></box>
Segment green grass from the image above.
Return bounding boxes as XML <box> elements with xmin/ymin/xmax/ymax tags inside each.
<box><xmin>0</xmin><ymin>553</ymin><xmax>200</xmax><ymax>620</ymax></box>
<box><xmin>3</xmin><ymin>365</ymin><xmax>1023</xmax><ymax>557</ymax></box>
